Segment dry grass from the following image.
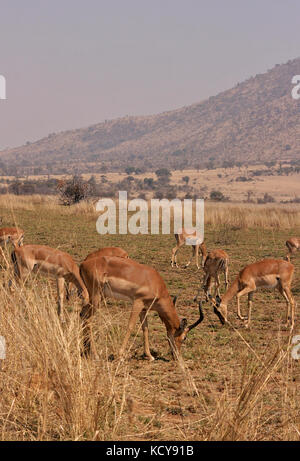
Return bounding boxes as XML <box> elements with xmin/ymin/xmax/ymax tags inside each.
<box><xmin>0</xmin><ymin>195</ymin><xmax>299</xmax><ymax>440</ymax></box>
<box><xmin>1</xmin><ymin>194</ymin><xmax>300</xmax><ymax>229</ymax></box>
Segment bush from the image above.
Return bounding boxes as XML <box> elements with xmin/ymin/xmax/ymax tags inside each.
<box><xmin>210</xmin><ymin>190</ymin><xmax>226</xmax><ymax>202</ymax></box>
<box><xmin>257</xmin><ymin>193</ymin><xmax>276</xmax><ymax>204</ymax></box>
<box><xmin>57</xmin><ymin>176</ymin><xmax>90</xmax><ymax>206</ymax></box>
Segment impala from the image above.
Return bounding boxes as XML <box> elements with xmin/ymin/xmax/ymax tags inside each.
<box><xmin>84</xmin><ymin>246</ymin><xmax>129</xmax><ymax>261</ymax></box>
<box><xmin>286</xmin><ymin>237</ymin><xmax>300</xmax><ymax>261</ymax></box>
<box><xmin>195</xmin><ymin>249</ymin><xmax>229</xmax><ymax>301</ymax></box>
<box><xmin>210</xmin><ymin>259</ymin><xmax>295</xmax><ymax>329</ymax></box>
<box><xmin>0</xmin><ymin>226</ymin><xmax>24</xmax><ymax>250</ymax></box>
<box><xmin>171</xmin><ymin>228</ymin><xmax>207</xmax><ymax>269</ymax></box>
<box><xmin>79</xmin><ymin>256</ymin><xmax>204</xmax><ymax>360</ymax></box>
<box><xmin>65</xmin><ymin>246</ymin><xmax>129</xmax><ymax>299</ymax></box>
<box><xmin>12</xmin><ymin>244</ymin><xmax>89</xmax><ymax>320</ymax></box>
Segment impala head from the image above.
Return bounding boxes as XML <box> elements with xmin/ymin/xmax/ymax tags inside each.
<box><xmin>209</xmin><ymin>294</ymin><xmax>227</xmax><ymax>325</ymax></box>
<box><xmin>171</xmin><ymin>301</ymin><xmax>204</xmax><ymax>358</ymax></box>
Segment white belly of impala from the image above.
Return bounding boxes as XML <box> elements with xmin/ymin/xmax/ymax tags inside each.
<box><xmin>34</xmin><ymin>260</ymin><xmax>65</xmax><ymax>276</ymax></box>
<box><xmin>102</xmin><ymin>276</ymin><xmax>139</xmax><ymax>302</ymax></box>
<box><xmin>256</xmin><ymin>275</ymin><xmax>279</xmax><ymax>289</ymax></box>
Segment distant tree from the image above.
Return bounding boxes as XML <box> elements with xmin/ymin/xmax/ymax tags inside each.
<box><xmin>155</xmin><ymin>169</ymin><xmax>171</xmax><ymax>184</ymax></box>
<box><xmin>57</xmin><ymin>175</ymin><xmax>90</xmax><ymax>205</ymax></box>
<box><xmin>125</xmin><ymin>166</ymin><xmax>135</xmax><ymax>175</ymax></box>
<box><xmin>182</xmin><ymin>176</ymin><xmax>190</xmax><ymax>185</ymax></box>
<box><xmin>257</xmin><ymin>193</ymin><xmax>276</xmax><ymax>204</ymax></box>
<box><xmin>210</xmin><ymin>190</ymin><xmax>226</xmax><ymax>202</ymax></box>
<box><xmin>154</xmin><ymin>190</ymin><xmax>164</xmax><ymax>199</ymax></box>
<box><xmin>9</xmin><ymin>181</ymin><xmax>22</xmax><ymax>195</ymax></box>
<box><xmin>155</xmin><ymin>168</ymin><xmax>171</xmax><ymax>178</ymax></box>
<box><xmin>143</xmin><ymin>177</ymin><xmax>154</xmax><ymax>189</ymax></box>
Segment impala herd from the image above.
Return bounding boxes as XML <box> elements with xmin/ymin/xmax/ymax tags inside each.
<box><xmin>0</xmin><ymin>224</ymin><xmax>298</xmax><ymax>361</ymax></box>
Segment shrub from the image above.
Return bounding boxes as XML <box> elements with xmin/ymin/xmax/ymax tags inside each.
<box><xmin>57</xmin><ymin>176</ymin><xmax>90</xmax><ymax>206</ymax></box>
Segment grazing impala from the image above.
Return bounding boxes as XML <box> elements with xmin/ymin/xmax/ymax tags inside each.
<box><xmin>65</xmin><ymin>247</ymin><xmax>129</xmax><ymax>300</ymax></box>
<box><xmin>84</xmin><ymin>246</ymin><xmax>129</xmax><ymax>261</ymax></box>
<box><xmin>195</xmin><ymin>249</ymin><xmax>229</xmax><ymax>301</ymax></box>
<box><xmin>210</xmin><ymin>259</ymin><xmax>295</xmax><ymax>329</ymax></box>
<box><xmin>79</xmin><ymin>256</ymin><xmax>204</xmax><ymax>360</ymax></box>
<box><xmin>171</xmin><ymin>228</ymin><xmax>207</xmax><ymax>269</ymax></box>
<box><xmin>286</xmin><ymin>238</ymin><xmax>300</xmax><ymax>261</ymax></box>
<box><xmin>0</xmin><ymin>227</ymin><xmax>24</xmax><ymax>250</ymax></box>
<box><xmin>12</xmin><ymin>244</ymin><xmax>89</xmax><ymax>320</ymax></box>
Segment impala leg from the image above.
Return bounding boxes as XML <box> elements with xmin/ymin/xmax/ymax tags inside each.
<box><xmin>195</xmin><ymin>244</ymin><xmax>200</xmax><ymax>269</ymax></box>
<box><xmin>277</xmin><ymin>283</ymin><xmax>290</xmax><ymax>327</ymax></box>
<box><xmin>214</xmin><ymin>274</ymin><xmax>221</xmax><ymax>298</ymax></box>
<box><xmin>11</xmin><ymin>253</ymin><xmax>29</xmax><ymax>287</ymax></box>
<box><xmin>174</xmin><ymin>247</ymin><xmax>180</xmax><ymax>268</ymax></box>
<box><xmin>245</xmin><ymin>292</ymin><xmax>254</xmax><ymax>329</ymax></box>
<box><xmin>184</xmin><ymin>245</ymin><xmax>196</xmax><ymax>268</ymax></box>
<box><xmin>279</xmin><ymin>284</ymin><xmax>295</xmax><ymax>329</ymax></box>
<box><xmin>202</xmin><ymin>272</ymin><xmax>210</xmax><ymax>301</ymax></box>
<box><xmin>286</xmin><ymin>288</ymin><xmax>296</xmax><ymax>330</ymax></box>
<box><xmin>65</xmin><ymin>281</ymin><xmax>72</xmax><ymax>301</ymax></box>
<box><xmin>172</xmin><ymin>241</ymin><xmax>184</xmax><ymax>268</ymax></box>
<box><xmin>224</xmin><ymin>265</ymin><xmax>229</xmax><ymax>291</ymax></box>
<box><xmin>57</xmin><ymin>277</ymin><xmax>65</xmax><ymax>322</ymax></box>
<box><xmin>237</xmin><ymin>286</ymin><xmax>255</xmax><ymax>321</ymax></box>
<box><xmin>139</xmin><ymin>309</ymin><xmax>154</xmax><ymax>361</ymax></box>
<box><xmin>80</xmin><ymin>298</ymin><xmax>97</xmax><ymax>356</ymax></box>
<box><xmin>119</xmin><ymin>300</ymin><xmax>144</xmax><ymax>360</ymax></box>
<box><xmin>171</xmin><ymin>245</ymin><xmax>180</xmax><ymax>268</ymax></box>
<box><xmin>200</xmin><ymin>243</ymin><xmax>207</xmax><ymax>268</ymax></box>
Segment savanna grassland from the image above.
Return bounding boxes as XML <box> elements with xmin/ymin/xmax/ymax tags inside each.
<box><xmin>0</xmin><ymin>195</ymin><xmax>300</xmax><ymax>441</ymax></box>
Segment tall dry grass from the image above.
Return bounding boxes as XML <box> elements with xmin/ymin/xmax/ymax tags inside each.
<box><xmin>0</xmin><ymin>194</ymin><xmax>299</xmax><ymax>229</ymax></box>
<box><xmin>0</xmin><ymin>195</ymin><xmax>299</xmax><ymax>440</ymax></box>
<box><xmin>0</xmin><ymin>261</ymin><xmax>299</xmax><ymax>441</ymax></box>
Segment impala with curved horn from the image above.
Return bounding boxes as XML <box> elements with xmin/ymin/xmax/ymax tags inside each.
<box><xmin>209</xmin><ymin>258</ymin><xmax>295</xmax><ymax>329</ymax></box>
<box><xmin>79</xmin><ymin>256</ymin><xmax>204</xmax><ymax>360</ymax></box>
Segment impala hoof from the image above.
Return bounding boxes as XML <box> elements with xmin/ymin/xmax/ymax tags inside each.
<box><xmin>146</xmin><ymin>355</ymin><xmax>155</xmax><ymax>362</ymax></box>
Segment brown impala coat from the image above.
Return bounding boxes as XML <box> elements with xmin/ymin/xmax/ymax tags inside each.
<box><xmin>286</xmin><ymin>237</ymin><xmax>300</xmax><ymax>261</ymax></box>
<box><xmin>84</xmin><ymin>246</ymin><xmax>128</xmax><ymax>261</ymax></box>
<box><xmin>12</xmin><ymin>244</ymin><xmax>89</xmax><ymax>320</ymax></box>
<box><xmin>213</xmin><ymin>259</ymin><xmax>295</xmax><ymax>328</ymax></box>
<box><xmin>171</xmin><ymin>228</ymin><xmax>207</xmax><ymax>269</ymax></box>
<box><xmin>0</xmin><ymin>227</ymin><xmax>24</xmax><ymax>248</ymax></box>
<box><xmin>196</xmin><ymin>249</ymin><xmax>229</xmax><ymax>301</ymax></box>
<box><xmin>80</xmin><ymin>256</ymin><xmax>203</xmax><ymax>360</ymax></box>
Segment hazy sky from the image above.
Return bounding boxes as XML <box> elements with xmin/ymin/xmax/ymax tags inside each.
<box><xmin>0</xmin><ymin>0</ymin><xmax>299</xmax><ymax>149</ymax></box>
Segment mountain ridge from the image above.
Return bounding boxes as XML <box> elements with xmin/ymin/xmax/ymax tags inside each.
<box><xmin>1</xmin><ymin>57</ymin><xmax>299</xmax><ymax>175</ymax></box>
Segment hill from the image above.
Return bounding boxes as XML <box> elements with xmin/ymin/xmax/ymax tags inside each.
<box><xmin>0</xmin><ymin>57</ymin><xmax>300</xmax><ymax>175</ymax></box>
